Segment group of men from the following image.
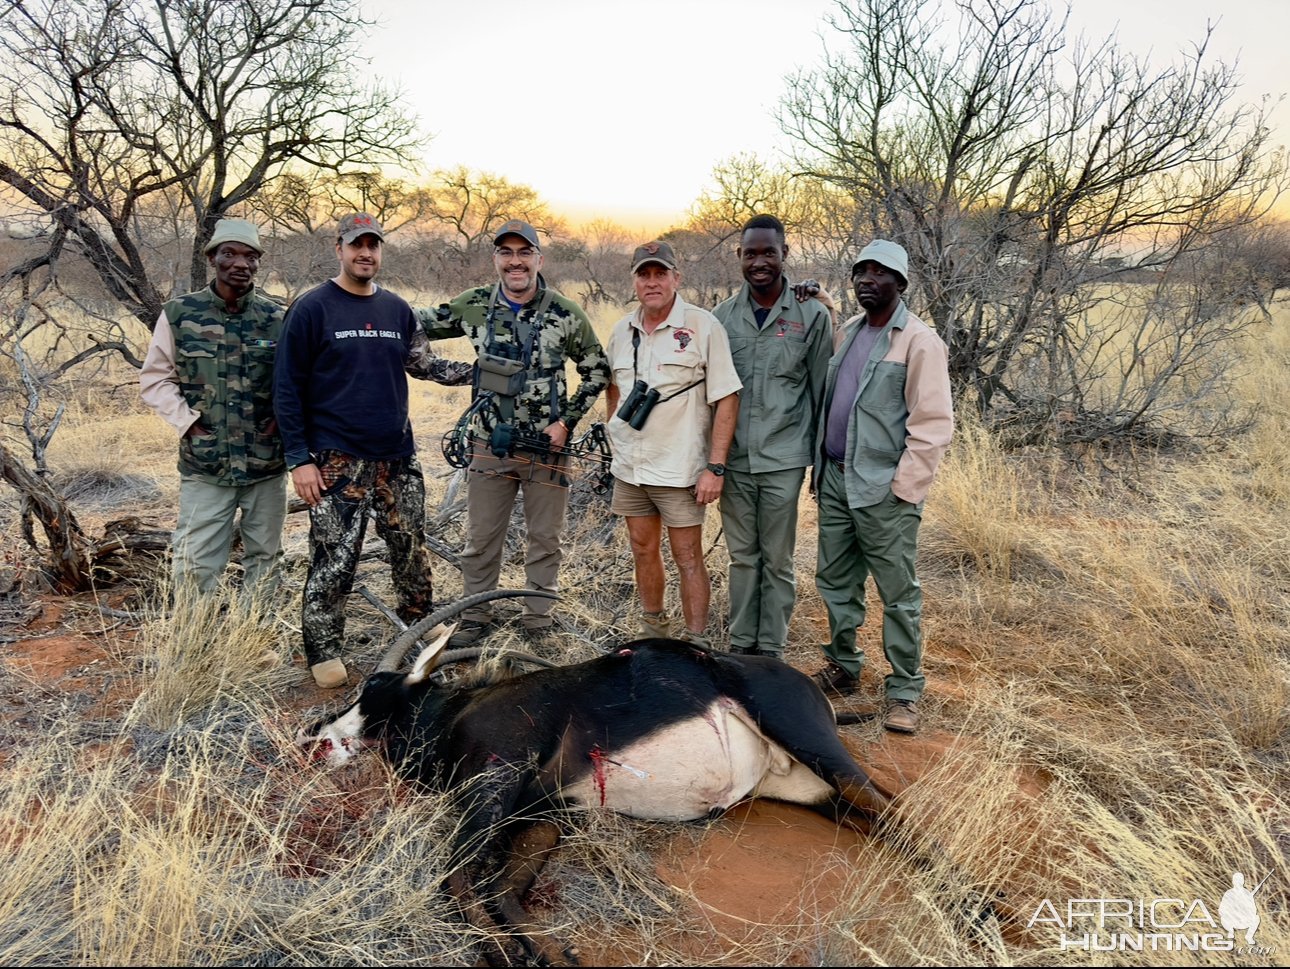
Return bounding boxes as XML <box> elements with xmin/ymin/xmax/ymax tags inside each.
<box><xmin>141</xmin><ymin>211</ymin><xmax>953</xmax><ymax>733</ymax></box>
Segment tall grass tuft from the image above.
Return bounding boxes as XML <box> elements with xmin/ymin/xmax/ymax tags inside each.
<box><xmin>128</xmin><ymin>582</ymin><xmax>291</xmax><ymax>730</ymax></box>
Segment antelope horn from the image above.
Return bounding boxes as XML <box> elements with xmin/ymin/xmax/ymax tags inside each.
<box><xmin>376</xmin><ymin>589</ymin><xmax>560</xmax><ymax>673</ymax></box>
<box><xmin>435</xmin><ymin>647</ymin><xmax>561</xmax><ymax>670</ymax></box>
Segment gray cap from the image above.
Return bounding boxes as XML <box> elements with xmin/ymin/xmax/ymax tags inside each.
<box><xmin>631</xmin><ymin>240</ymin><xmax>678</xmax><ymax>273</ymax></box>
<box><xmin>338</xmin><ymin>212</ymin><xmax>385</xmax><ymax>244</ymax></box>
<box><xmin>851</xmin><ymin>239</ymin><xmax>909</xmax><ymax>283</ymax></box>
<box><xmin>204</xmin><ymin>218</ymin><xmax>263</xmax><ymax>255</ymax></box>
<box><xmin>492</xmin><ymin>219</ymin><xmax>541</xmax><ymax>248</ymax></box>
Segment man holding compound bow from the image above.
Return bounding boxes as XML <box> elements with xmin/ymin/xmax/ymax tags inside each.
<box><xmin>418</xmin><ymin>220</ymin><xmax>610</xmax><ymax>644</ymax></box>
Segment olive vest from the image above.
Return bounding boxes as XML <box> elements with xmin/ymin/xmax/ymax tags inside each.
<box><xmin>163</xmin><ymin>284</ymin><xmax>286</xmax><ymax>485</ymax></box>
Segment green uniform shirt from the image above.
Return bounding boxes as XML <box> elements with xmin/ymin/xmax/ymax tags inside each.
<box><xmin>713</xmin><ymin>277</ymin><xmax>832</xmax><ymax>473</ymax></box>
<box><xmin>417</xmin><ymin>281</ymin><xmax>609</xmax><ymax>434</ymax></box>
<box><xmin>162</xmin><ymin>284</ymin><xmax>285</xmax><ymax>485</ymax></box>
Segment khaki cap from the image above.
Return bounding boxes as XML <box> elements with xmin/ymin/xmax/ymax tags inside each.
<box><xmin>851</xmin><ymin>239</ymin><xmax>909</xmax><ymax>283</ymax></box>
<box><xmin>204</xmin><ymin>219</ymin><xmax>263</xmax><ymax>255</ymax></box>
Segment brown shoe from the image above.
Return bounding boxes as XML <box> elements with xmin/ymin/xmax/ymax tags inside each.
<box><xmin>677</xmin><ymin>628</ymin><xmax>711</xmax><ymax>650</ymax></box>
<box><xmin>883</xmin><ymin>699</ymin><xmax>919</xmax><ymax>734</ymax></box>
<box><xmin>521</xmin><ymin>621</ymin><xmax>556</xmax><ymax>650</ymax></box>
<box><xmin>812</xmin><ymin>663</ymin><xmax>858</xmax><ymax>696</ymax></box>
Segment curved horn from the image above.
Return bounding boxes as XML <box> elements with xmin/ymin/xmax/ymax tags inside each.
<box><xmin>435</xmin><ymin>647</ymin><xmax>561</xmax><ymax>671</ymax></box>
<box><xmin>376</xmin><ymin>589</ymin><xmax>560</xmax><ymax>673</ymax></box>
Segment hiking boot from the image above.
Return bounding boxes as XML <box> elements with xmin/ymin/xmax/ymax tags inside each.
<box><xmin>521</xmin><ymin>620</ymin><xmax>556</xmax><ymax>649</ymax></box>
<box><xmin>310</xmin><ymin>658</ymin><xmax>349</xmax><ymax>689</ymax></box>
<box><xmin>883</xmin><ymin>699</ymin><xmax>919</xmax><ymax>734</ymax></box>
<box><xmin>640</xmin><ymin>610</ymin><xmax>671</xmax><ymax>639</ymax></box>
<box><xmin>731</xmin><ymin>646</ymin><xmax>781</xmax><ymax>660</ymax></box>
<box><xmin>447</xmin><ymin>619</ymin><xmax>489</xmax><ymax>648</ymax></box>
<box><xmin>812</xmin><ymin>662</ymin><xmax>859</xmax><ymax>696</ymax></box>
<box><xmin>677</xmin><ymin>628</ymin><xmax>711</xmax><ymax>650</ymax></box>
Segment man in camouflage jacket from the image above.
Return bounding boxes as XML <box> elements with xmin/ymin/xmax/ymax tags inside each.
<box><xmin>141</xmin><ymin>218</ymin><xmax>287</xmax><ymax>598</ymax></box>
<box><xmin>417</xmin><ymin>220</ymin><xmax>610</xmax><ymax>641</ymax></box>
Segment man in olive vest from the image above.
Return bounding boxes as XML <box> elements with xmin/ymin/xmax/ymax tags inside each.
<box><xmin>141</xmin><ymin>218</ymin><xmax>286</xmax><ymax>597</ymax></box>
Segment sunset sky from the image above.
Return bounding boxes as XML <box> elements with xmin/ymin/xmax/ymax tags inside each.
<box><xmin>370</xmin><ymin>0</ymin><xmax>1288</xmax><ymax>234</ymax></box>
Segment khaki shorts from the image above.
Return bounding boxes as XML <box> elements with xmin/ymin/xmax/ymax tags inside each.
<box><xmin>611</xmin><ymin>478</ymin><xmax>706</xmax><ymax>528</ymax></box>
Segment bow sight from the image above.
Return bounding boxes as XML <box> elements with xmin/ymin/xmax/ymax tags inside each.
<box><xmin>441</xmin><ymin>394</ymin><xmax>614</xmax><ymax>495</ymax></box>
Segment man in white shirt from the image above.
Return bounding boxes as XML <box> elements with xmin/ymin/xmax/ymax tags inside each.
<box><xmin>604</xmin><ymin>241</ymin><xmax>742</xmax><ymax>647</ymax></box>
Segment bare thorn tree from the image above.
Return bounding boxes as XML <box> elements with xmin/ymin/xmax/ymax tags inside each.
<box><xmin>779</xmin><ymin>0</ymin><xmax>1285</xmax><ymax>444</ymax></box>
<box><xmin>0</xmin><ymin>0</ymin><xmax>421</xmax><ymax>329</ymax></box>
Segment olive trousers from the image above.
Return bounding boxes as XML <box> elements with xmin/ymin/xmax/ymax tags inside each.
<box><xmin>720</xmin><ymin>466</ymin><xmax>806</xmax><ymax>655</ymax></box>
<box><xmin>814</xmin><ymin>461</ymin><xmax>925</xmax><ymax>702</ymax></box>
<box><xmin>172</xmin><ymin>474</ymin><xmax>286</xmax><ymax>597</ymax></box>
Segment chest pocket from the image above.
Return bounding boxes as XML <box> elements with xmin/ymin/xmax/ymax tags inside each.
<box><xmin>859</xmin><ymin>361</ymin><xmax>907</xmax><ymax>414</ymax></box>
<box><xmin>655</xmin><ymin>346</ymin><xmax>704</xmax><ymax>393</ymax></box>
<box><xmin>771</xmin><ymin>337</ymin><xmax>808</xmax><ymax>382</ymax></box>
<box><xmin>176</xmin><ymin>338</ymin><xmax>220</xmax><ymax>403</ymax></box>
<box><xmin>245</xmin><ymin>345</ymin><xmax>276</xmax><ymax>394</ymax></box>
<box><xmin>177</xmin><ymin>339</ymin><xmax>218</xmax><ymax>360</ymax></box>
<box><xmin>727</xmin><ymin>335</ymin><xmax>753</xmax><ymax>376</ymax></box>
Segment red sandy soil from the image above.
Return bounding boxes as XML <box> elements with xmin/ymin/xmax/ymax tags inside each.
<box><xmin>0</xmin><ymin>590</ymin><xmax>1019</xmax><ymax>966</ymax></box>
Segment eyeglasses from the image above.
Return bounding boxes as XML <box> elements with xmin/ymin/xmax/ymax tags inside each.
<box><xmin>495</xmin><ymin>246</ymin><xmax>538</xmax><ymax>259</ymax></box>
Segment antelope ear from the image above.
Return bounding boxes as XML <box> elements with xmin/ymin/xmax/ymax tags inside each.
<box><xmin>407</xmin><ymin>623</ymin><xmax>455</xmax><ymax>684</ymax></box>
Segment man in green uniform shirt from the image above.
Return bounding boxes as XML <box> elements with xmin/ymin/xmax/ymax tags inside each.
<box><xmin>713</xmin><ymin>215</ymin><xmax>832</xmax><ymax>659</ymax></box>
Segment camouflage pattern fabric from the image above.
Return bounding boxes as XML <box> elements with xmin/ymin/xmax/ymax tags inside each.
<box><xmin>302</xmin><ymin>450</ymin><xmax>433</xmax><ymax>664</ymax></box>
<box><xmin>164</xmin><ymin>285</ymin><xmax>286</xmax><ymax>485</ymax></box>
<box><xmin>417</xmin><ymin>283</ymin><xmax>610</xmax><ymax>435</ymax></box>
<box><xmin>405</xmin><ymin>328</ymin><xmax>474</xmax><ymax>385</ymax></box>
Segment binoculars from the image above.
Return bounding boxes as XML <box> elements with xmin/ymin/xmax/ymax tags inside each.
<box><xmin>616</xmin><ymin>379</ymin><xmax>660</xmax><ymax>431</ymax></box>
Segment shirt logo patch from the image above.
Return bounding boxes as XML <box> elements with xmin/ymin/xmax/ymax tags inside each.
<box><xmin>673</xmin><ymin>328</ymin><xmax>694</xmax><ymax>350</ymax></box>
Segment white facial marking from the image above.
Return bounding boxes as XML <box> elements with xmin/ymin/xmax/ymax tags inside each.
<box><xmin>300</xmin><ymin>705</ymin><xmax>368</xmax><ymax>767</ymax></box>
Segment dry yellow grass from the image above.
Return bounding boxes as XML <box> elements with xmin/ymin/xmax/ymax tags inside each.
<box><xmin>0</xmin><ymin>290</ymin><xmax>1286</xmax><ymax>964</ymax></box>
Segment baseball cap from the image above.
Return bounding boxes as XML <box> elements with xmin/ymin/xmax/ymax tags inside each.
<box><xmin>338</xmin><ymin>212</ymin><xmax>385</xmax><ymax>244</ymax></box>
<box><xmin>492</xmin><ymin>220</ymin><xmax>541</xmax><ymax>249</ymax></box>
<box><xmin>631</xmin><ymin>240</ymin><xmax>678</xmax><ymax>273</ymax></box>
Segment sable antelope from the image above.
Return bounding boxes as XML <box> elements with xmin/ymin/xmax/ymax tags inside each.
<box><xmin>298</xmin><ymin>593</ymin><xmax>910</xmax><ymax>966</ymax></box>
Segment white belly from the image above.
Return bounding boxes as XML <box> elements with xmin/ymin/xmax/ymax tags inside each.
<box><xmin>559</xmin><ymin>697</ymin><xmax>833</xmax><ymax>820</ymax></box>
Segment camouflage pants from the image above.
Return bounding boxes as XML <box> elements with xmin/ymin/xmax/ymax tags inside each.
<box><xmin>302</xmin><ymin>451</ymin><xmax>433</xmax><ymax>665</ymax></box>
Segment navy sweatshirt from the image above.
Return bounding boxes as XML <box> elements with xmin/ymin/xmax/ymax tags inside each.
<box><xmin>273</xmin><ymin>281</ymin><xmax>420</xmax><ymax>465</ymax></box>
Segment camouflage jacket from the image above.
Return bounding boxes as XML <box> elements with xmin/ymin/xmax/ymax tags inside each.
<box><xmin>158</xmin><ymin>284</ymin><xmax>286</xmax><ymax>485</ymax></box>
<box><xmin>417</xmin><ymin>281</ymin><xmax>610</xmax><ymax>434</ymax></box>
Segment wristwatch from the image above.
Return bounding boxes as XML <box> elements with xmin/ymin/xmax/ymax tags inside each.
<box><xmin>706</xmin><ymin>462</ymin><xmax>726</xmax><ymax>477</ymax></box>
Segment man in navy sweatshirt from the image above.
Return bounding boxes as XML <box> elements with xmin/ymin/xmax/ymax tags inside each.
<box><xmin>273</xmin><ymin>213</ymin><xmax>471</xmax><ymax>688</ymax></box>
